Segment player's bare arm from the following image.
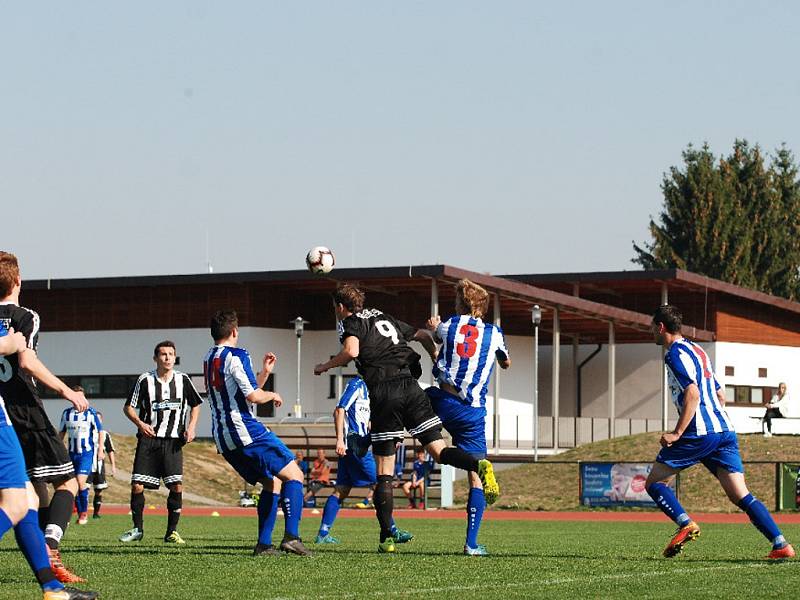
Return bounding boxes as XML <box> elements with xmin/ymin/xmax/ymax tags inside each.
<box><xmin>334</xmin><ymin>407</ymin><xmax>346</xmax><ymax>457</ymax></box>
<box><xmin>314</xmin><ymin>336</ymin><xmax>359</xmax><ymax>375</ymax></box>
<box><xmin>412</xmin><ymin>329</ymin><xmax>437</xmax><ymax>363</ymax></box>
<box><xmin>717</xmin><ymin>387</ymin><xmax>727</xmax><ymax>407</ymax></box>
<box><xmin>184</xmin><ymin>404</ymin><xmax>201</xmax><ymax>444</ymax></box>
<box><xmin>246</xmin><ymin>388</ymin><xmax>283</xmax><ymax>406</ymax></box>
<box><xmin>124</xmin><ymin>403</ymin><xmax>156</xmax><ymax>438</ymax></box>
<box><xmin>0</xmin><ymin>327</ymin><xmax>26</xmax><ymax>355</ymax></box>
<box><xmin>256</xmin><ymin>352</ymin><xmax>277</xmax><ymax>389</ymax></box>
<box><xmin>18</xmin><ymin>348</ymin><xmax>88</xmax><ymax>411</ymax></box>
<box><xmin>660</xmin><ymin>384</ymin><xmax>701</xmax><ymax>447</ymax></box>
<box><xmin>98</xmin><ymin>429</ymin><xmax>106</xmax><ymax>461</ymax></box>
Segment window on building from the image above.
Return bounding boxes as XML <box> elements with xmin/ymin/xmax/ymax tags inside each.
<box><xmin>255</xmin><ymin>374</ymin><xmax>275</xmax><ymax>418</ymax></box>
<box><xmin>726</xmin><ymin>384</ymin><xmax>775</xmax><ymax>406</ymax></box>
<box><xmin>758</xmin><ymin>368</ymin><xmax>768</xmax><ymax>378</ymax></box>
<box><xmin>328</xmin><ymin>374</ymin><xmax>359</xmax><ymax>399</ymax></box>
<box><xmin>725</xmin><ymin>366</ymin><xmax>735</xmax><ymax>376</ymax></box>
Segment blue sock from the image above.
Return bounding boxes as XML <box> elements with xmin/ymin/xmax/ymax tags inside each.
<box><xmin>14</xmin><ymin>510</ymin><xmax>63</xmax><ymax>592</ymax></box>
<box><xmin>390</xmin><ymin>518</ymin><xmax>398</xmax><ymax>535</ymax></box>
<box><xmin>281</xmin><ymin>480</ymin><xmax>303</xmax><ymax>539</ymax></box>
<box><xmin>466</xmin><ymin>488</ymin><xmax>486</xmax><ymax>548</ymax></box>
<box><xmin>79</xmin><ymin>488</ymin><xmax>90</xmax><ymax>514</ymax></box>
<box><xmin>318</xmin><ymin>495</ymin><xmax>340</xmax><ymax>537</ymax></box>
<box><xmin>647</xmin><ymin>483</ymin><xmax>691</xmax><ymax>527</ymax></box>
<box><xmin>0</xmin><ymin>508</ymin><xmax>12</xmax><ymax>540</ymax></box>
<box><xmin>257</xmin><ymin>492</ymin><xmax>280</xmax><ymax>546</ymax></box>
<box><xmin>737</xmin><ymin>494</ymin><xmax>785</xmax><ymax>548</ymax></box>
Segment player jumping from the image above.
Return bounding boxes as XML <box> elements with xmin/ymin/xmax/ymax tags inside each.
<box><xmin>646</xmin><ymin>305</ymin><xmax>794</xmax><ymax>559</ymax></box>
<box><xmin>425</xmin><ymin>278</ymin><xmax>510</xmax><ymax>556</ymax></box>
<box><xmin>314</xmin><ymin>284</ymin><xmax>499</xmax><ymax>553</ymax></box>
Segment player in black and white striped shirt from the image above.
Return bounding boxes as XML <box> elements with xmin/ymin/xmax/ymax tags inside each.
<box><xmin>119</xmin><ymin>341</ymin><xmax>202</xmax><ymax>545</ymax></box>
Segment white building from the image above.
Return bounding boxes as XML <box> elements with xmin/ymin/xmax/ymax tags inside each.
<box><xmin>26</xmin><ymin>265</ymin><xmax>800</xmax><ymax>450</ymax></box>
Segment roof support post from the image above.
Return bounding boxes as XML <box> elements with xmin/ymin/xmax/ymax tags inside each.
<box><xmin>609</xmin><ymin>321</ymin><xmax>616</xmax><ymax>438</ymax></box>
<box><xmin>661</xmin><ymin>282</ymin><xmax>669</xmax><ymax>430</ymax></box>
<box><xmin>492</xmin><ymin>293</ymin><xmax>501</xmax><ymax>455</ymax></box>
<box><xmin>430</xmin><ymin>279</ymin><xmax>439</xmax><ymax>387</ymax></box>
<box><xmin>552</xmin><ymin>307</ymin><xmax>560</xmax><ymax>449</ymax></box>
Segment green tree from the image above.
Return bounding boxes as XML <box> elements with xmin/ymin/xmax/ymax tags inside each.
<box><xmin>633</xmin><ymin>140</ymin><xmax>800</xmax><ymax>299</ymax></box>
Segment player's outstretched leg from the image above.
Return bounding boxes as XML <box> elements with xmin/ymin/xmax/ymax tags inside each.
<box><xmin>39</xmin><ymin>480</ymin><xmax>85</xmax><ymax>583</ymax></box>
<box><xmin>646</xmin><ymin>481</ymin><xmax>700</xmax><ymax>557</ymax></box>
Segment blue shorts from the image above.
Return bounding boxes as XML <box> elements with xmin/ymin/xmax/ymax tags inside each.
<box><xmin>336</xmin><ymin>451</ymin><xmax>377</xmax><ymax>488</ymax></box>
<box><xmin>426</xmin><ymin>387</ymin><xmax>487</xmax><ymax>459</ymax></box>
<box><xmin>0</xmin><ymin>426</ymin><xmax>29</xmax><ymax>489</ymax></box>
<box><xmin>70</xmin><ymin>451</ymin><xmax>94</xmax><ymax>476</ymax></box>
<box><xmin>222</xmin><ymin>431</ymin><xmax>295</xmax><ymax>485</ymax></box>
<box><xmin>656</xmin><ymin>430</ymin><xmax>744</xmax><ymax>474</ymax></box>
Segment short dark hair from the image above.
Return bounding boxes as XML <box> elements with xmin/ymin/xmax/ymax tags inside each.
<box><xmin>153</xmin><ymin>340</ymin><xmax>176</xmax><ymax>357</ymax></box>
<box><xmin>653</xmin><ymin>305</ymin><xmax>682</xmax><ymax>334</ymax></box>
<box><xmin>211</xmin><ymin>310</ymin><xmax>238</xmax><ymax>342</ymax></box>
<box><xmin>333</xmin><ymin>284</ymin><xmax>365</xmax><ymax>313</ymax></box>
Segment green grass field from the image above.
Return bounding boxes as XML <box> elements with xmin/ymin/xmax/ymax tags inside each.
<box><xmin>2</xmin><ymin>514</ymin><xmax>799</xmax><ymax>599</ymax></box>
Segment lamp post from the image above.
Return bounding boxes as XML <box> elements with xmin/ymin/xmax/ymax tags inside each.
<box><xmin>532</xmin><ymin>305</ymin><xmax>542</xmax><ymax>462</ymax></box>
<box><xmin>292</xmin><ymin>317</ymin><xmax>309</xmax><ymax>418</ymax></box>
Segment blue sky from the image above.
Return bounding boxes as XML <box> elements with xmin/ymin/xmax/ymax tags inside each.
<box><xmin>3</xmin><ymin>2</ymin><xmax>799</xmax><ymax>279</ymax></box>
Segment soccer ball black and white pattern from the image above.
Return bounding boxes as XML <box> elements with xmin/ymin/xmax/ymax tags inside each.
<box><xmin>306</xmin><ymin>246</ymin><xmax>335</xmax><ymax>274</ymax></box>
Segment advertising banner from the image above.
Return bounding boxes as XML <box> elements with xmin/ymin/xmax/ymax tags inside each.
<box><xmin>580</xmin><ymin>462</ymin><xmax>673</xmax><ymax>507</ymax></box>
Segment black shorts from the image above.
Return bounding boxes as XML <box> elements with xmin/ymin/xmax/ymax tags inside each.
<box><xmin>90</xmin><ymin>459</ymin><xmax>108</xmax><ymax>490</ymax></box>
<box><xmin>132</xmin><ymin>437</ymin><xmax>184</xmax><ymax>489</ymax></box>
<box><xmin>369</xmin><ymin>376</ymin><xmax>442</xmax><ymax>456</ymax></box>
<box><xmin>15</xmin><ymin>427</ymin><xmax>75</xmax><ymax>484</ymax></box>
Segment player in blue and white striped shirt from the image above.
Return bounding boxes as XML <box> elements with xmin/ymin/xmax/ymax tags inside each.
<box><xmin>203</xmin><ymin>309</ymin><xmax>310</xmax><ymax>556</ymax></box>
<box><xmin>59</xmin><ymin>400</ymin><xmax>104</xmax><ymax>525</ymax></box>
<box><xmin>314</xmin><ymin>376</ymin><xmax>413</xmax><ymax>545</ymax></box>
<box><xmin>425</xmin><ymin>279</ymin><xmax>511</xmax><ymax>556</ymax></box>
<box><xmin>645</xmin><ymin>305</ymin><xmax>794</xmax><ymax>560</ymax></box>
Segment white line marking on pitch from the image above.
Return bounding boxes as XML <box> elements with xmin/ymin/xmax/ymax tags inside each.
<box><xmin>282</xmin><ymin>561</ymin><xmax>794</xmax><ymax>599</ymax></box>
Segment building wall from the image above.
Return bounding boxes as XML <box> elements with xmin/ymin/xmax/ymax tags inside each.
<box><xmin>37</xmin><ymin>328</ymin><xmax>800</xmax><ymax>443</ymax></box>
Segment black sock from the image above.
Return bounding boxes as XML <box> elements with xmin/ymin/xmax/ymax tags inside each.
<box><xmin>131</xmin><ymin>492</ymin><xmax>145</xmax><ymax>531</ymax></box>
<box><xmin>374</xmin><ymin>475</ymin><xmax>394</xmax><ymax>542</ymax></box>
<box><xmin>93</xmin><ymin>492</ymin><xmax>102</xmax><ymax>516</ymax></box>
<box><xmin>38</xmin><ymin>506</ymin><xmax>50</xmax><ymax>532</ymax></box>
<box><xmin>166</xmin><ymin>491</ymin><xmax>182</xmax><ymax>536</ymax></box>
<box><xmin>45</xmin><ymin>490</ymin><xmax>74</xmax><ymax>550</ymax></box>
<box><xmin>439</xmin><ymin>447</ymin><xmax>479</xmax><ymax>473</ymax></box>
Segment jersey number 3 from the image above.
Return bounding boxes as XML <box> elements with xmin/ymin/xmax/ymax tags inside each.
<box><xmin>208</xmin><ymin>358</ymin><xmax>224</xmax><ymax>390</ymax></box>
<box><xmin>456</xmin><ymin>324</ymin><xmax>479</xmax><ymax>358</ymax></box>
<box><xmin>0</xmin><ymin>357</ymin><xmax>12</xmax><ymax>383</ymax></box>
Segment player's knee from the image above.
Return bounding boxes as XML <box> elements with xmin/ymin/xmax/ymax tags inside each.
<box><xmin>2</xmin><ymin>494</ymin><xmax>29</xmax><ymax>524</ymax></box>
<box><xmin>169</xmin><ymin>483</ymin><xmax>183</xmax><ymax>494</ymax></box>
<box><xmin>60</xmin><ymin>477</ymin><xmax>79</xmax><ymax>495</ymax></box>
<box><xmin>131</xmin><ymin>483</ymin><xmax>144</xmax><ymax>495</ymax></box>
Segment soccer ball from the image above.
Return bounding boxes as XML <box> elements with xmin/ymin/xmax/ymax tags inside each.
<box><xmin>306</xmin><ymin>246</ymin><xmax>335</xmax><ymax>274</ymax></box>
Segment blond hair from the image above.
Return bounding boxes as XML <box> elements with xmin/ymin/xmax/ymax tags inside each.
<box><xmin>455</xmin><ymin>279</ymin><xmax>489</xmax><ymax>319</ymax></box>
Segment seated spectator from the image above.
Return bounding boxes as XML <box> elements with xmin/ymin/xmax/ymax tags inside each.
<box><xmin>402</xmin><ymin>448</ymin><xmax>432</xmax><ymax>509</ymax></box>
<box><xmin>764</xmin><ymin>382</ymin><xmax>790</xmax><ymax>438</ymax></box>
<box><xmin>303</xmin><ymin>448</ymin><xmax>331</xmax><ymax>503</ymax></box>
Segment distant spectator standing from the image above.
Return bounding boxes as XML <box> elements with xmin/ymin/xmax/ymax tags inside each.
<box><xmin>304</xmin><ymin>449</ymin><xmax>331</xmax><ymax>503</ymax></box>
<box><xmin>763</xmin><ymin>382</ymin><xmax>790</xmax><ymax>438</ymax></box>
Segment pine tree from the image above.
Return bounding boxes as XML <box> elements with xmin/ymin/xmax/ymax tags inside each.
<box><xmin>633</xmin><ymin>140</ymin><xmax>800</xmax><ymax>299</ymax></box>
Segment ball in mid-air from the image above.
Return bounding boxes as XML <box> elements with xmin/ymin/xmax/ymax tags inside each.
<box><xmin>306</xmin><ymin>246</ymin><xmax>335</xmax><ymax>274</ymax></box>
